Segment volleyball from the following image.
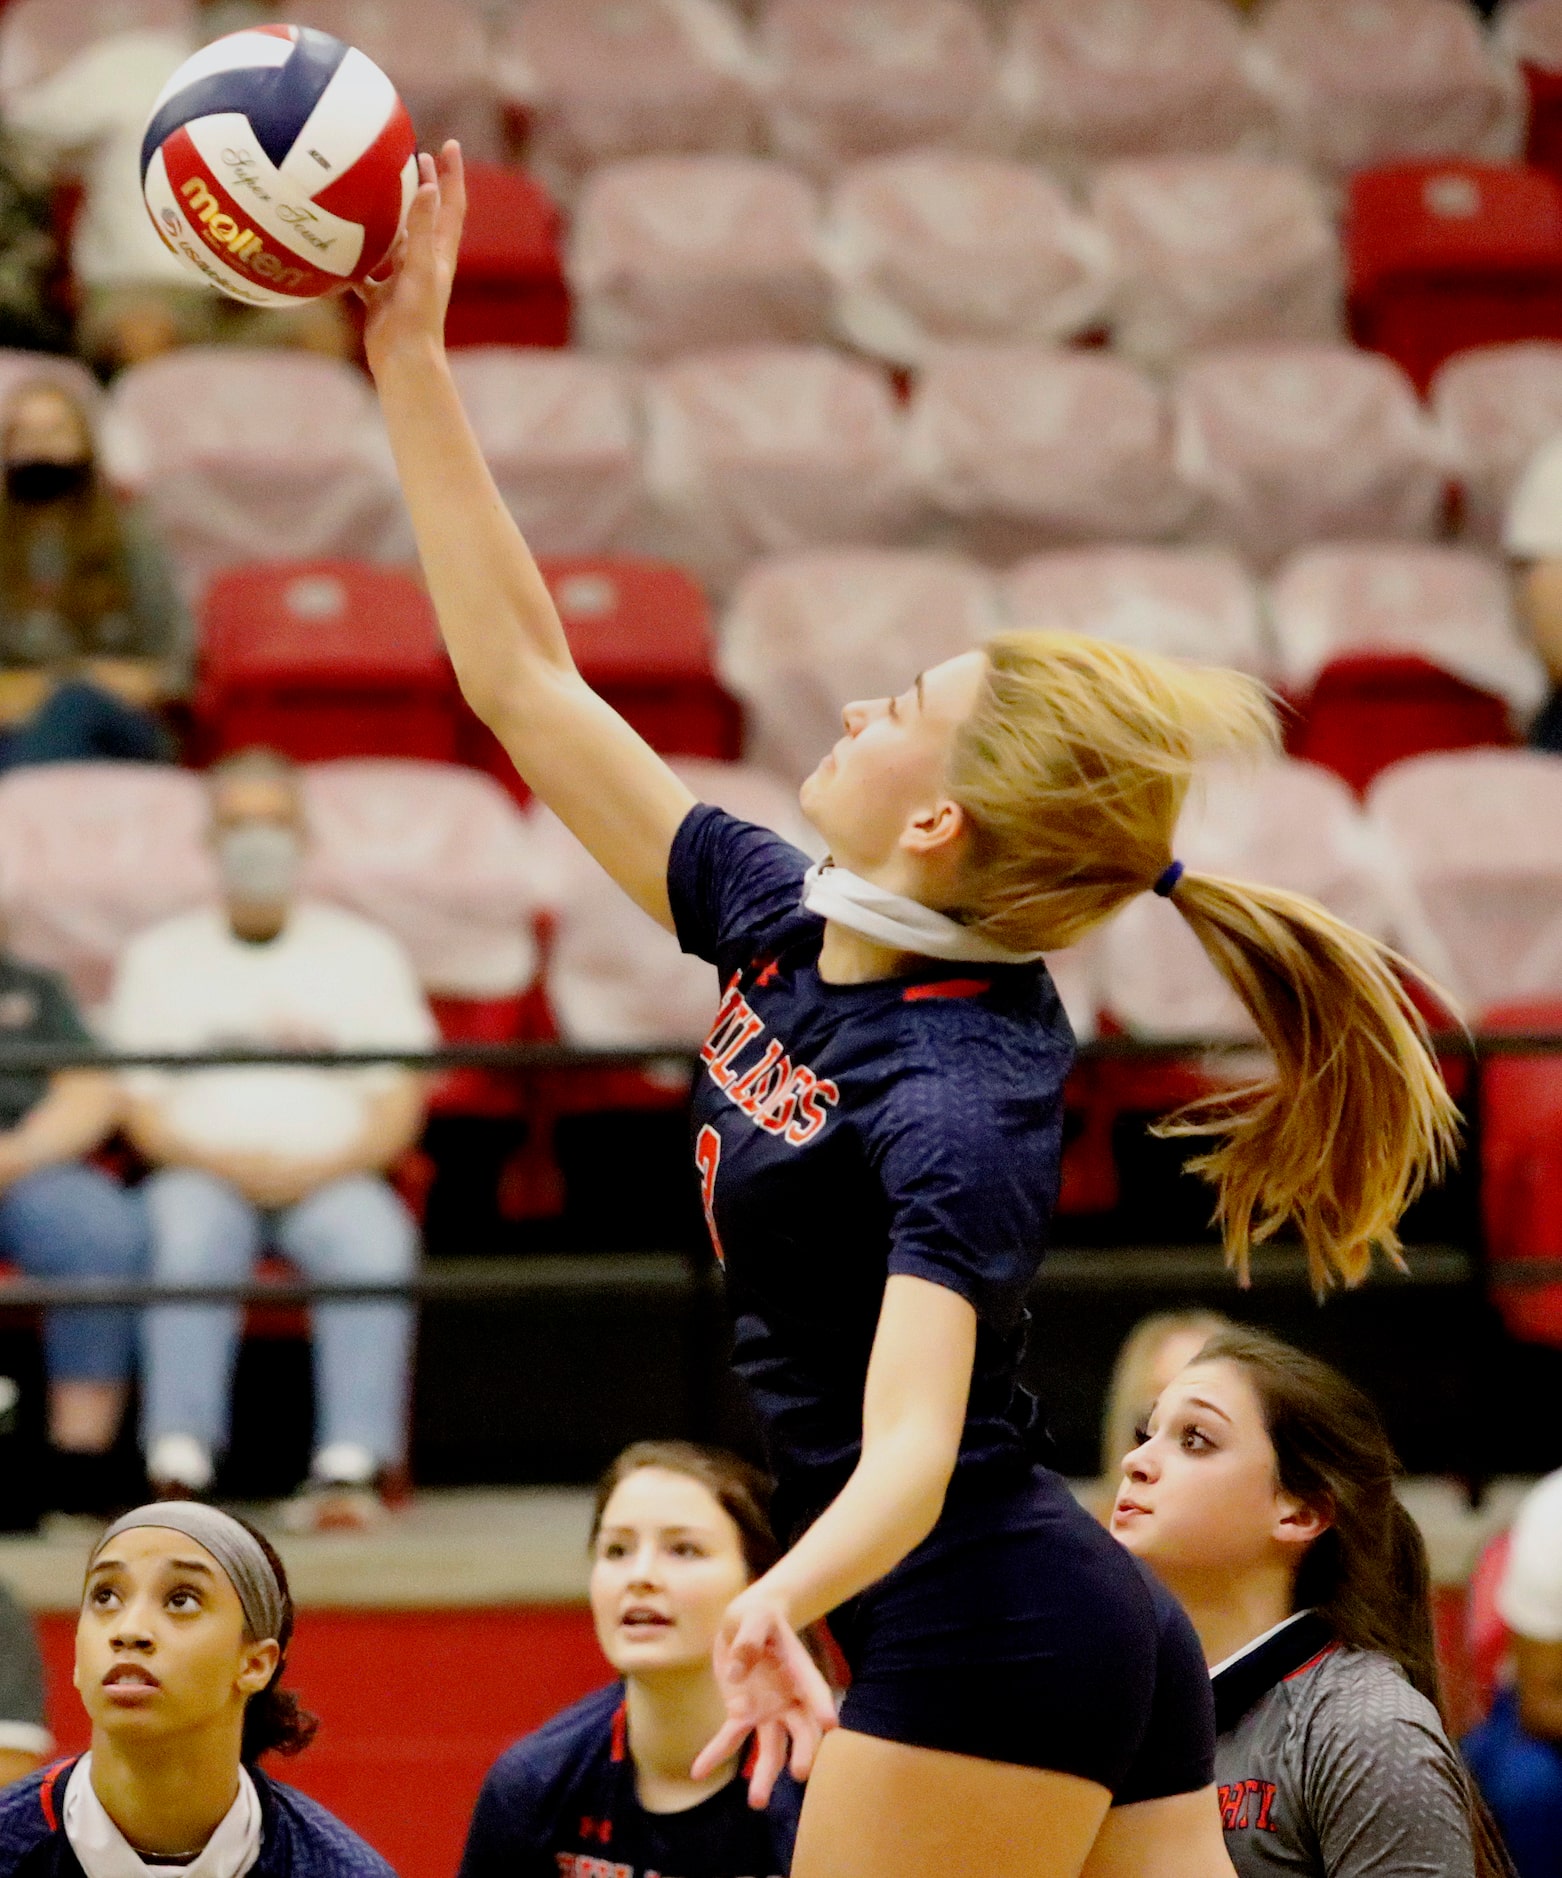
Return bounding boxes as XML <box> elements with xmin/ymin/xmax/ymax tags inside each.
<box><xmin>139</xmin><ymin>25</ymin><xmax>418</xmax><ymax>307</ymax></box>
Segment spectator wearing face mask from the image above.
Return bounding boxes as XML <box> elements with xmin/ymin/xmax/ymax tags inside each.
<box><xmin>103</xmin><ymin>748</ymin><xmax>437</xmax><ymax>1529</ymax></box>
<box><xmin>0</xmin><ymin>378</ymin><xmax>187</xmax><ymax>765</ymax></box>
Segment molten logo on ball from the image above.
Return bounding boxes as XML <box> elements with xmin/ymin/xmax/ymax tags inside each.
<box><xmin>140</xmin><ymin>23</ymin><xmax>416</xmax><ymax>307</ymax></box>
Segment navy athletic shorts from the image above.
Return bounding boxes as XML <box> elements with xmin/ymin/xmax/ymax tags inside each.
<box><xmin>826</xmin><ymin>1466</ymin><xmax>1215</xmax><ymax>1798</ymax></box>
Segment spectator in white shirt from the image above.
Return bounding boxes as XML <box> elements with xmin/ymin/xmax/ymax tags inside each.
<box><xmin>1464</xmin><ymin>1467</ymin><xmax>1562</xmax><ymax>1878</ymax></box>
<box><xmin>105</xmin><ymin>747</ymin><xmax>436</xmax><ymax>1530</ymax></box>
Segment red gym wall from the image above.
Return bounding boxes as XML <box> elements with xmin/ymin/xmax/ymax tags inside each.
<box><xmin>37</xmin><ymin>1609</ymin><xmax>610</xmax><ymax>1878</ymax></box>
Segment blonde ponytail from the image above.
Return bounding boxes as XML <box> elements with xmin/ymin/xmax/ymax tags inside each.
<box><xmin>946</xmin><ymin>631</ymin><xmax>1460</xmax><ymax>1291</ymax></box>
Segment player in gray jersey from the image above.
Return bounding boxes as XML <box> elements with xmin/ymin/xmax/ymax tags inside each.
<box><xmin>1111</xmin><ymin>1328</ymin><xmax>1515</xmax><ymax>1878</ymax></box>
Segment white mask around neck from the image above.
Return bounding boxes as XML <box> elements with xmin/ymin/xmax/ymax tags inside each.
<box><xmin>801</xmin><ymin>861</ymin><xmax>1044</xmax><ymax>966</ymax></box>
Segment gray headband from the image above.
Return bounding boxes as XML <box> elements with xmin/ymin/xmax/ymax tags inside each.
<box><xmin>92</xmin><ymin>1504</ymin><xmax>285</xmax><ymax>1644</ymax></box>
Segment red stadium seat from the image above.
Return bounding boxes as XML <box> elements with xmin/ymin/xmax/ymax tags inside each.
<box><xmin>1290</xmin><ymin>654</ymin><xmax>1516</xmax><ymax>796</ymax></box>
<box><xmin>1480</xmin><ymin>1000</ymin><xmax>1562</xmax><ymax>1350</ymax></box>
<box><xmin>1171</xmin><ymin>343</ymin><xmax>1445</xmax><ymax>569</ymax></box>
<box><xmin>1001</xmin><ymin>546</ymin><xmax>1268</xmax><ymax>677</ymax></box>
<box><xmin>908</xmin><ymin>344</ymin><xmax>1190</xmax><ymax>563</ymax></box>
<box><xmin>1347</xmin><ymin>162</ymin><xmax>1562</xmax><ymax>393</ymax></box>
<box><xmin>823</xmin><ymin>151</ymin><xmax>1113</xmax><ymax>365</ymax></box>
<box><xmin>720</xmin><ymin>548</ymin><xmax>998</xmax><ymax>784</ymax></box>
<box><xmin>444</xmin><ymin>162</ymin><xmax>569</xmax><ymax>351</ymax></box>
<box><xmin>1466</xmin><ymin>1529</ymin><xmax>1515</xmax><ymax>1722</ymax></box>
<box><xmin>1091</xmin><ymin>156</ymin><xmax>1343</xmax><ymax>369</ymax></box>
<box><xmin>196</xmin><ymin>562</ymin><xmax>459</xmax><ymax>764</ymax></box>
<box><xmin>998</xmin><ymin>0</ymin><xmax>1265</xmax><ymax>175</ymax></box>
<box><xmin>496</xmin><ymin>0</ymin><xmax>760</xmax><ymax>202</ymax></box>
<box><xmin>1431</xmin><ymin>341</ymin><xmax>1562</xmax><ymax>544</ymax></box>
<box><xmin>570</xmin><ymin>158</ymin><xmax>829</xmax><ymax>360</ymax></box>
<box><xmin>1496</xmin><ymin>1</ymin><xmax>1562</xmax><ymax>182</ymax></box>
<box><xmin>757</xmin><ymin>0</ymin><xmax>998</xmax><ymax>177</ymax></box>
<box><xmin>1250</xmin><ymin>0</ymin><xmax>1522</xmax><ymax>184</ymax></box>
<box><xmin>544</xmin><ymin>558</ymin><xmax>740</xmax><ymax>764</ymax></box>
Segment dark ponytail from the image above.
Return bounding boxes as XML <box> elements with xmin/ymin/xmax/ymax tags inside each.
<box><xmin>1200</xmin><ymin>1330</ymin><xmax>1517</xmax><ymax>1878</ymax></box>
<box><xmin>234</xmin><ymin>1519</ymin><xmax>318</xmax><ymax>1762</ymax></box>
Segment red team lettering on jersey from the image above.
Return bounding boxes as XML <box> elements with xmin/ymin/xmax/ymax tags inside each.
<box><xmin>699</xmin><ymin>977</ymin><xmax>840</xmax><ymax>1145</ymax></box>
<box><xmin>1219</xmin><ymin>1779</ymin><xmax>1279</xmax><ymax>1832</ymax></box>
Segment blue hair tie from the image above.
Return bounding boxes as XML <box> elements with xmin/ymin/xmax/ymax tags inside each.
<box><xmin>1152</xmin><ymin>860</ymin><xmax>1185</xmax><ymax>899</ymax></box>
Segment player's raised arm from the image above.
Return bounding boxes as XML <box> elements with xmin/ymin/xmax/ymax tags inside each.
<box><xmin>359</xmin><ymin>144</ymin><xmax>694</xmax><ymax>929</ymax></box>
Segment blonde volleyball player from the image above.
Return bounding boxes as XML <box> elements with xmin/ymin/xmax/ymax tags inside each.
<box><xmin>357</xmin><ymin>145</ymin><xmax>1457</xmax><ymax>1878</ymax></box>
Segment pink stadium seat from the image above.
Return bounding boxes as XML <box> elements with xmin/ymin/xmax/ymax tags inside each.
<box><xmin>756</xmin><ymin>0</ymin><xmax>999</xmax><ymax>176</ymax></box>
<box><xmin>642</xmin><ymin>346</ymin><xmax>913</xmax><ymax>592</ymax></box>
<box><xmin>569</xmin><ymin>157</ymin><xmax>829</xmax><ymax>360</ymax></box>
<box><xmin>1432</xmin><ymin>341</ymin><xmax>1562</xmax><ymax>544</ymax></box>
<box><xmin>101</xmin><ymin>350</ymin><xmax>410</xmax><ymax>602</ymax></box>
<box><xmin>1248</xmin><ymin>0</ymin><xmax>1522</xmax><ymax>182</ymax></box>
<box><xmin>823</xmin><ymin>151</ymin><xmax>1113</xmax><ymax>366</ymax></box>
<box><xmin>1367</xmin><ymin>748</ymin><xmax>1562</xmax><ymax>1013</ymax></box>
<box><xmin>1102</xmin><ymin>757</ymin><xmax>1388</xmax><ymax>1041</ymax></box>
<box><xmin>444</xmin><ymin>162</ymin><xmax>569</xmax><ymax>352</ymax></box>
<box><xmin>998</xmin><ymin>0</ymin><xmax>1266</xmax><ymax>174</ymax></box>
<box><xmin>0</xmin><ymin>762</ymin><xmax>212</xmax><ymax>1009</ymax></box>
<box><xmin>0</xmin><ymin>348</ymin><xmax>99</xmax><ymax>419</ymax></box>
<box><xmin>196</xmin><ymin>562</ymin><xmax>459</xmax><ymax>764</ymax></box>
<box><xmin>0</xmin><ymin>0</ymin><xmax>190</xmax><ymax>101</ymax></box>
<box><xmin>719</xmin><ymin>548</ymin><xmax>999</xmax><ymax>784</ymax></box>
<box><xmin>1369</xmin><ymin>751</ymin><xmax>1562</xmax><ymax>1346</ymax></box>
<box><xmin>1347</xmin><ymin>162</ymin><xmax>1562</xmax><ymax>393</ymax></box>
<box><xmin>1001</xmin><ymin>546</ymin><xmax>1268</xmax><ymax>677</ymax></box>
<box><xmin>497</xmin><ymin>0</ymin><xmax>760</xmax><ymax>201</ymax></box>
<box><xmin>907</xmin><ymin>345</ymin><xmax>1190</xmax><ymax>563</ymax></box>
<box><xmin>1091</xmin><ymin>157</ymin><xmax>1343</xmax><ymax>369</ymax></box>
<box><xmin>448</xmin><ymin>350</ymin><xmax>645</xmax><ymax>558</ymax></box>
<box><xmin>1270</xmin><ymin>544</ymin><xmax>1546</xmax><ymax>720</ymax></box>
<box><xmin>542</xmin><ymin>556</ymin><xmax>740</xmax><ymax>763</ymax></box>
<box><xmin>1499</xmin><ymin>0</ymin><xmax>1562</xmax><ymax>180</ymax></box>
<box><xmin>286</xmin><ymin>0</ymin><xmax>500</xmax><ymax>159</ymax></box>
<box><xmin>535</xmin><ymin>758</ymin><xmax>814</xmax><ymax>1053</ymax></box>
<box><xmin>1171</xmin><ymin>344</ymin><xmax>1445</xmax><ymax>569</ymax></box>
<box><xmin>301</xmin><ymin>759</ymin><xmax>555</xmax><ymax>1118</ymax></box>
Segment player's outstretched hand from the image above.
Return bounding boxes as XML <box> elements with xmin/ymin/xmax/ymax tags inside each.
<box><xmin>692</xmin><ymin>1587</ymin><xmax>837</xmax><ymax>1809</ymax></box>
<box><xmin>357</xmin><ymin>140</ymin><xmax>465</xmax><ymax>379</ymax></box>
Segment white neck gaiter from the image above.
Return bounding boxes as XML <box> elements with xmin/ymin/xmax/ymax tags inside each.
<box><xmin>801</xmin><ymin>861</ymin><xmax>1044</xmax><ymax>966</ymax></box>
<box><xmin>63</xmin><ymin>1756</ymin><xmax>262</xmax><ymax>1878</ymax></box>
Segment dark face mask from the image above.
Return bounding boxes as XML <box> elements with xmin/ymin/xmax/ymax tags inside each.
<box><xmin>4</xmin><ymin>459</ymin><xmax>91</xmax><ymax>505</ymax></box>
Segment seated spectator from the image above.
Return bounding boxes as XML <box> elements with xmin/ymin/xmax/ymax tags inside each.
<box><xmin>460</xmin><ymin>1443</ymin><xmax>803</xmax><ymax>1878</ymax></box>
<box><xmin>0</xmin><ymin>378</ymin><xmax>187</xmax><ymax>766</ymax></box>
<box><xmin>0</xmin><ymin>1580</ymin><xmax>48</xmax><ymax>1789</ymax></box>
<box><xmin>0</xmin><ymin>1504</ymin><xmax>392</xmax><ymax>1878</ymax></box>
<box><xmin>0</xmin><ymin>927</ymin><xmax>145</xmax><ymax>1515</ymax></box>
<box><xmin>2</xmin><ymin>4</ymin><xmax>352</xmax><ymax>374</ymax></box>
<box><xmin>105</xmin><ymin>748</ymin><xmax>436</xmax><ymax>1529</ymax></box>
<box><xmin>1465</xmin><ymin>1467</ymin><xmax>1562</xmax><ymax>1878</ymax></box>
<box><xmin>0</xmin><ymin>133</ymin><xmax>68</xmax><ymax>356</ymax></box>
<box><xmin>1504</xmin><ymin>434</ymin><xmax>1562</xmax><ymax>755</ymax></box>
<box><xmin>1089</xmin><ymin>1309</ymin><xmax>1234</xmax><ymax>1518</ymax></box>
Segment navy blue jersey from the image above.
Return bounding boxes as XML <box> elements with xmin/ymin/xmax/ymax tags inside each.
<box><xmin>459</xmin><ymin>1682</ymin><xmax>802</xmax><ymax>1878</ymax></box>
<box><xmin>0</xmin><ymin>1761</ymin><xmax>393</xmax><ymax>1878</ymax></box>
<box><xmin>668</xmin><ymin>806</ymin><xmax>1074</xmax><ymax>1535</ymax></box>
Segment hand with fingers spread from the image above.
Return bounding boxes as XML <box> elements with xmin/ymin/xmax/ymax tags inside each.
<box><xmin>357</xmin><ymin>140</ymin><xmax>467</xmax><ymax>377</ymax></box>
<box><xmin>692</xmin><ymin>1585</ymin><xmax>837</xmax><ymax>1809</ymax></box>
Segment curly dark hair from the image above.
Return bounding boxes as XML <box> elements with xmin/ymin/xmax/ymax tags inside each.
<box><xmin>233</xmin><ymin>1519</ymin><xmax>318</xmax><ymax>1762</ymax></box>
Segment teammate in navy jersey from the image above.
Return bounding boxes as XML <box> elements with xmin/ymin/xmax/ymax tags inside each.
<box><xmin>460</xmin><ymin>1443</ymin><xmax>803</xmax><ymax>1878</ymax></box>
<box><xmin>0</xmin><ymin>1505</ymin><xmax>390</xmax><ymax>1878</ymax></box>
<box><xmin>361</xmin><ymin>144</ymin><xmax>1458</xmax><ymax>1878</ymax></box>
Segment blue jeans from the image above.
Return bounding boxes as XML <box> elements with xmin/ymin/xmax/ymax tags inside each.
<box><xmin>0</xmin><ymin>679</ymin><xmax>170</xmax><ymax>769</ymax></box>
<box><xmin>1466</xmin><ymin>1689</ymin><xmax>1562</xmax><ymax>1878</ymax></box>
<box><xmin>0</xmin><ymin>1162</ymin><xmax>148</xmax><ymax>1382</ymax></box>
<box><xmin>139</xmin><ymin>1168</ymin><xmax>417</xmax><ymax>1468</ymax></box>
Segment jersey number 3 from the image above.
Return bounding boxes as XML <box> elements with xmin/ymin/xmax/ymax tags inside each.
<box><xmin>695</xmin><ymin>1124</ymin><xmax>726</xmax><ymax>1267</ymax></box>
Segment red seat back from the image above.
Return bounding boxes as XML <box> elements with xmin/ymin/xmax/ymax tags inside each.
<box><xmin>446</xmin><ymin>162</ymin><xmax>569</xmax><ymax>350</ymax></box>
<box><xmin>1481</xmin><ymin>998</ymin><xmax>1562</xmax><ymax>1348</ymax></box>
<box><xmin>1466</xmin><ymin>1528</ymin><xmax>1515</xmax><ymax>1720</ymax></box>
<box><xmin>1348</xmin><ymin>162</ymin><xmax>1562</xmax><ymax>391</ymax></box>
<box><xmin>1290</xmin><ymin>653</ymin><xmax>1513</xmax><ymax>796</ymax></box>
<box><xmin>197</xmin><ymin>562</ymin><xmax>459</xmax><ymax>763</ymax></box>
